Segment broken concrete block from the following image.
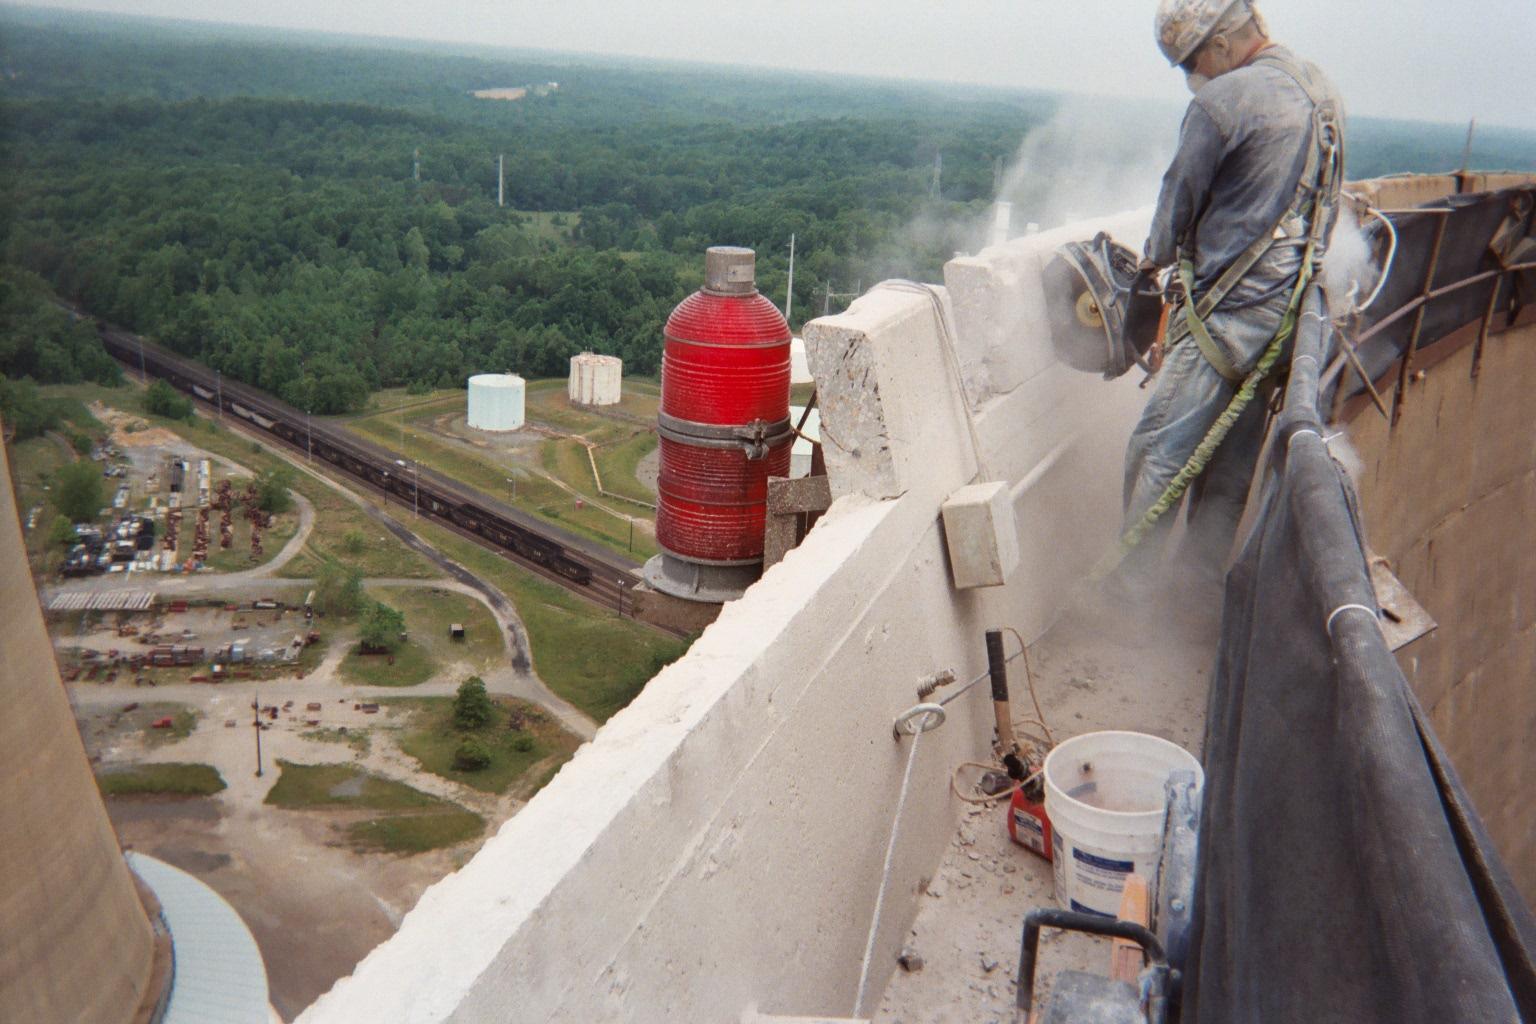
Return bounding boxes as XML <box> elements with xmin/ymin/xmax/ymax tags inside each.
<box><xmin>940</xmin><ymin>481</ymin><xmax>1019</xmax><ymax>590</ymax></box>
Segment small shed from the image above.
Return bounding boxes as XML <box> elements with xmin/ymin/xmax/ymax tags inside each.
<box><xmin>449</xmin><ymin>623</ymin><xmax>466</xmax><ymax>641</ymax></box>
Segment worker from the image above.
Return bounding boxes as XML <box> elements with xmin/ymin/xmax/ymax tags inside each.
<box><xmin>1119</xmin><ymin>0</ymin><xmax>1345</xmax><ymax>588</ymax></box>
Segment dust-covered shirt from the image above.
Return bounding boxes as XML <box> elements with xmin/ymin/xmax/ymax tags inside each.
<box><xmin>1145</xmin><ymin>45</ymin><xmax>1343</xmax><ymax>309</ymax></box>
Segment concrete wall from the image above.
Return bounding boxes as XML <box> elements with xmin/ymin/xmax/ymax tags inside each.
<box><xmin>299</xmin><ymin>211</ymin><xmax>1152</xmax><ymax>1023</ymax></box>
<box><xmin>1344</xmin><ymin>320</ymin><xmax>1536</xmax><ymax>904</ymax></box>
<box><xmin>0</xmin><ymin>442</ymin><xmax>157</xmax><ymax>1022</ymax></box>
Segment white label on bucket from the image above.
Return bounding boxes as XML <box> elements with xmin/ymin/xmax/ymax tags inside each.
<box><xmin>1072</xmin><ymin>847</ymin><xmax>1136</xmax><ymax>895</ymax></box>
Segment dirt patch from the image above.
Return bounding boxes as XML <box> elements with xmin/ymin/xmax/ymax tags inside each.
<box><xmin>109</xmin><ymin>787</ymin><xmax>473</xmax><ymax>1020</ymax></box>
<box><xmin>90</xmin><ymin>400</ymin><xmax>182</xmax><ymax>448</ymax></box>
<box><xmin>634</xmin><ymin>446</ymin><xmax>659</xmax><ymax>494</ymax></box>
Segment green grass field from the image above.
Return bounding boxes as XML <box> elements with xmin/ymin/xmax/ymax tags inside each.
<box><xmin>300</xmin><ymin>726</ymin><xmax>371</xmax><ymax>755</ymax></box>
<box><xmin>342</xmin><ymin>377</ymin><xmax>661</xmax><ymax>560</ymax></box>
<box><xmin>383</xmin><ymin>508</ymin><xmax>689</xmax><ymax>722</ymax></box>
<box><xmin>97</xmin><ymin>762</ymin><xmax>226</xmax><ymax>797</ymax></box>
<box><xmin>264</xmin><ymin>759</ymin><xmax>483</xmax><ymax>854</ymax></box>
<box><xmin>9</xmin><ymin>435</ymin><xmax>77</xmax><ymax>573</ymax></box>
<box><xmin>337</xmin><ymin>584</ymin><xmax>502</xmax><ymax>687</ymax></box>
<box><xmin>143</xmin><ymin>707</ymin><xmax>199</xmax><ymax>745</ymax></box>
<box><xmin>389</xmin><ymin>695</ymin><xmax>580</xmax><ymax>795</ymax></box>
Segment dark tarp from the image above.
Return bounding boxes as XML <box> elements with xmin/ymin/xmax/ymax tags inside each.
<box><xmin>1186</xmin><ymin>206</ymin><xmax>1536</xmax><ymax>1020</ymax></box>
<box><xmin>1345</xmin><ymin>184</ymin><xmax>1535</xmax><ymax>392</ymax></box>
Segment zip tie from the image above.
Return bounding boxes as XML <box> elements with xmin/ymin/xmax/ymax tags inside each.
<box><xmin>1326</xmin><ymin>603</ymin><xmax>1378</xmax><ymax>634</ymax></box>
<box><xmin>1301</xmin><ymin>310</ymin><xmax>1329</xmax><ymax>323</ymax></box>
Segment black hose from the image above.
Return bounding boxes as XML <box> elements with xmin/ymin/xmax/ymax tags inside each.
<box><xmin>1017</xmin><ymin>907</ymin><xmax>1171</xmax><ymax>1022</ymax></box>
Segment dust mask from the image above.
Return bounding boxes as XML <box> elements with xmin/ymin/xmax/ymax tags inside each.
<box><xmin>1185</xmin><ymin>72</ymin><xmax>1210</xmax><ymax>95</ymax></box>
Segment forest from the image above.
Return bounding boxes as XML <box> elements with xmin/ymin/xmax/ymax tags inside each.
<box><xmin>2</xmin><ymin>8</ymin><xmax>1532</xmax><ymax>414</ymax></box>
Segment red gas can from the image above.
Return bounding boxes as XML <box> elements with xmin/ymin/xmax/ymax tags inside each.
<box><xmin>648</xmin><ymin>247</ymin><xmax>794</xmax><ymax>600</ymax></box>
<box><xmin>1009</xmin><ymin>778</ymin><xmax>1054</xmax><ymax>861</ymax></box>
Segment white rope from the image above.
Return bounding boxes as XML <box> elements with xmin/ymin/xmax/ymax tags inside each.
<box><xmin>853</xmin><ymin>710</ymin><xmax>934</xmax><ymax>1017</ymax></box>
<box><xmin>879</xmin><ymin>280</ymin><xmax>992</xmax><ymax>482</ymax></box>
<box><xmin>1326</xmin><ymin>602</ymin><xmax>1378</xmax><ymax>634</ymax></box>
<box><xmin>1357</xmin><ymin>205</ymin><xmax>1399</xmax><ymax>312</ymax></box>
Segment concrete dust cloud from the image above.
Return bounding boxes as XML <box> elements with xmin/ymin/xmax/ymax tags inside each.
<box><xmin>988</xmin><ymin>100</ymin><xmax>1177</xmax><ymax>247</ymax></box>
<box><xmin>1321</xmin><ymin>201</ymin><xmax>1385</xmax><ymax>310</ymax></box>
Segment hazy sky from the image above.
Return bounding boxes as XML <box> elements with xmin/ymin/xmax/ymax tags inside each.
<box><xmin>18</xmin><ymin>0</ymin><xmax>1536</xmax><ymax>130</ymax></box>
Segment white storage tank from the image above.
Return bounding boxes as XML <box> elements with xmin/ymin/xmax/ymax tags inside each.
<box><xmin>568</xmin><ymin>352</ymin><xmax>623</xmax><ymax>406</ymax></box>
<box><xmin>467</xmin><ymin>373</ymin><xmax>526</xmax><ymax>431</ymax></box>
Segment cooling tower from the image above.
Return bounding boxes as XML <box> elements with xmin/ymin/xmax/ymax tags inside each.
<box><xmin>0</xmin><ymin>439</ymin><xmax>161</xmax><ymax>1022</ymax></box>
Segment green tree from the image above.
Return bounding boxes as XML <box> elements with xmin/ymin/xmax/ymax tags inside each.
<box><xmin>452</xmin><ymin>676</ymin><xmax>493</xmax><ymax>731</ymax></box>
<box><xmin>144</xmin><ymin>379</ymin><xmax>192</xmax><ymax>420</ymax></box>
<box><xmin>47</xmin><ymin>514</ymin><xmax>78</xmax><ymax>549</ymax></box>
<box><xmin>0</xmin><ymin>375</ymin><xmax>54</xmax><ymax>440</ymax></box>
<box><xmin>254</xmin><ymin>466</ymin><xmax>294</xmax><ymax>514</ymax></box>
<box><xmin>359</xmin><ymin>600</ymin><xmax>405</xmax><ymax>651</ymax></box>
<box><xmin>313</xmin><ymin>559</ymin><xmax>365</xmax><ymax>616</ymax></box>
<box><xmin>54</xmin><ymin>459</ymin><xmax>104</xmax><ymax>521</ymax></box>
<box><xmin>453</xmin><ymin>737</ymin><xmax>492</xmax><ymax>772</ymax></box>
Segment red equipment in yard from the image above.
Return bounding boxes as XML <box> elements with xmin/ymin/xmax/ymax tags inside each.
<box><xmin>644</xmin><ymin>246</ymin><xmax>793</xmax><ymax>602</ymax></box>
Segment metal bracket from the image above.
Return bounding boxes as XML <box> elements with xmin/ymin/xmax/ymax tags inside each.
<box><xmin>893</xmin><ymin>703</ymin><xmax>946</xmax><ymax>739</ymax></box>
<box><xmin>656</xmin><ymin>411</ymin><xmax>794</xmax><ymax>461</ymax></box>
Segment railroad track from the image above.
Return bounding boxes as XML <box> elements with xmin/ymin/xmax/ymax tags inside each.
<box><xmin>92</xmin><ymin>319</ymin><xmax>679</xmax><ymax>636</ymax></box>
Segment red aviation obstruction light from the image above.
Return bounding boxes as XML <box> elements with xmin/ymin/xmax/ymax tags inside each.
<box><xmin>644</xmin><ymin>246</ymin><xmax>793</xmax><ymax>603</ymax></box>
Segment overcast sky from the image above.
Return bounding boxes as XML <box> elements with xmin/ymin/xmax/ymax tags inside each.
<box><xmin>18</xmin><ymin>0</ymin><xmax>1536</xmax><ymax>130</ymax></box>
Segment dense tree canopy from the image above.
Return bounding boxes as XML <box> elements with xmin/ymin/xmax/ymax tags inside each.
<box><xmin>2</xmin><ymin>10</ymin><xmax>1529</xmax><ymax>415</ymax></box>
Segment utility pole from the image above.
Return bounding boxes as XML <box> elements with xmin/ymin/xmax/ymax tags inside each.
<box><xmin>1460</xmin><ymin>118</ymin><xmax>1478</xmax><ymax>173</ymax></box>
<box><xmin>215</xmin><ymin>370</ymin><xmax>223</xmax><ymax>422</ymax></box>
<box><xmin>413</xmin><ymin>148</ymin><xmax>421</xmax><ymax>183</ymax></box>
<box><xmin>930</xmin><ymin>150</ymin><xmax>943</xmax><ymax>199</ymax></box>
<box><xmin>784</xmin><ymin>233</ymin><xmax>796</xmax><ymax>325</ymax></box>
<box><xmin>507</xmin><ymin>477</ymin><xmax>516</xmax><ymax>504</ymax></box>
<box><xmin>498</xmin><ymin>153</ymin><xmax>505</xmax><ymax>208</ymax></box>
<box><xmin>306</xmin><ymin>410</ymin><xmax>312</xmax><ymax>463</ymax></box>
<box><xmin>822</xmin><ymin>281</ymin><xmax>862</xmax><ymax>316</ymax></box>
<box><xmin>251</xmin><ymin>692</ymin><xmax>263</xmax><ymax>778</ymax></box>
<box><xmin>136</xmin><ymin>336</ymin><xmax>146</xmax><ymax>382</ymax></box>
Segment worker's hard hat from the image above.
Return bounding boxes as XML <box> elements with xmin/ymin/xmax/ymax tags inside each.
<box><xmin>1155</xmin><ymin>0</ymin><xmax>1246</xmax><ymax>66</ymax></box>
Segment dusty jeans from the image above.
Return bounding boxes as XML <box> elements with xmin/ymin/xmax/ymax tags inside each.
<box><xmin>1120</xmin><ymin>286</ymin><xmax>1292</xmax><ymax>582</ymax></box>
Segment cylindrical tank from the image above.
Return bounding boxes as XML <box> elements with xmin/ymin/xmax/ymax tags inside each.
<box><xmin>467</xmin><ymin>373</ymin><xmax>526</xmax><ymax>431</ymax></box>
<box><xmin>645</xmin><ymin>247</ymin><xmax>792</xmax><ymax>602</ymax></box>
<box><xmin>569</xmin><ymin>353</ymin><xmax>623</xmax><ymax>406</ymax></box>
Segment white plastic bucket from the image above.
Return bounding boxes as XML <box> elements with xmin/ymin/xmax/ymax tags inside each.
<box><xmin>1044</xmin><ymin>731</ymin><xmax>1203</xmax><ymax>917</ymax></box>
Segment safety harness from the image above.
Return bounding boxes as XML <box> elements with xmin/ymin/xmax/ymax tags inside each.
<box><xmin>1091</xmin><ymin>50</ymin><xmax>1345</xmax><ymax>580</ymax></box>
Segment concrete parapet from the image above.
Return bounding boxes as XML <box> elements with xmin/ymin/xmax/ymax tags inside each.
<box><xmin>300</xmin><ymin>212</ymin><xmax>1157</xmax><ymax>1023</ymax></box>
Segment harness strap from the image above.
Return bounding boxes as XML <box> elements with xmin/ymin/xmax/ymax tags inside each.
<box><xmin>1166</xmin><ymin>51</ymin><xmax>1342</xmax><ymax>363</ymax></box>
<box><xmin>1179</xmin><ymin>258</ymin><xmax>1245</xmax><ymax>383</ymax></box>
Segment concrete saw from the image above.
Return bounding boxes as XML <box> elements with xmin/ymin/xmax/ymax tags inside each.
<box><xmin>1043</xmin><ymin>232</ymin><xmax>1165</xmax><ymax>380</ymax></box>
